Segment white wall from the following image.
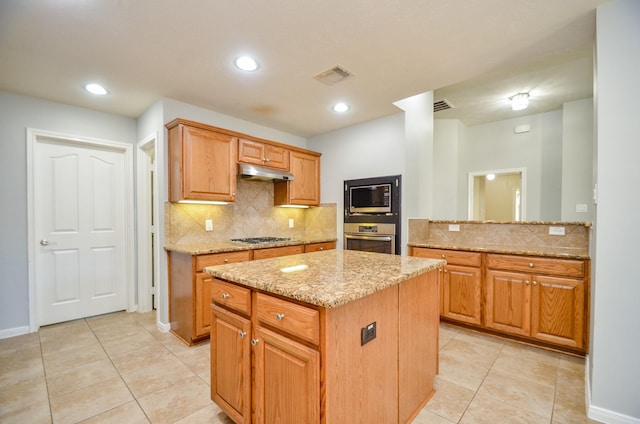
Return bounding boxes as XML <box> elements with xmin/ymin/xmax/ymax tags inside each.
<box><xmin>589</xmin><ymin>0</ymin><xmax>640</xmax><ymax>422</ymax></box>
<box><xmin>433</xmin><ymin>119</ymin><xmax>463</xmax><ymax>219</ymax></box>
<box><xmin>458</xmin><ymin>111</ymin><xmax>563</xmax><ymax>221</ymax></box>
<box><xmin>561</xmin><ymin>98</ymin><xmax>595</xmax><ymax>222</ymax></box>
<box><xmin>307</xmin><ymin>112</ymin><xmax>406</xmax><ymax>250</ymax></box>
<box><xmin>0</xmin><ymin>91</ymin><xmax>136</xmax><ymax>334</ymax></box>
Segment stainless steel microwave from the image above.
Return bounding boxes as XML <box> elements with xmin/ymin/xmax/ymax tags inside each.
<box><xmin>349</xmin><ymin>183</ymin><xmax>392</xmax><ymax>214</ymax></box>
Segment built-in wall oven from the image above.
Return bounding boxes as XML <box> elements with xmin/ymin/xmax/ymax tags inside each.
<box><xmin>344</xmin><ymin>175</ymin><xmax>401</xmax><ymax>255</ymax></box>
<box><xmin>344</xmin><ymin>223</ymin><xmax>396</xmax><ymax>255</ymax></box>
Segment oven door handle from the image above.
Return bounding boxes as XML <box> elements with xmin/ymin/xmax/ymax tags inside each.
<box><xmin>345</xmin><ymin>234</ymin><xmax>393</xmax><ymax>242</ymax></box>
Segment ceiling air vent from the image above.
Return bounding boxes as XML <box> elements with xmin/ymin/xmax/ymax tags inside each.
<box><xmin>313</xmin><ymin>65</ymin><xmax>354</xmax><ymax>86</ymax></box>
<box><xmin>434</xmin><ymin>99</ymin><xmax>453</xmax><ymax>113</ymax></box>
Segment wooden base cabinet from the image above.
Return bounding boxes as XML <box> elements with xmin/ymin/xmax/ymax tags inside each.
<box><xmin>486</xmin><ymin>254</ymin><xmax>587</xmax><ymax>350</ymax></box>
<box><xmin>410</xmin><ymin>248</ymin><xmax>482</xmax><ymax>326</ymax></box>
<box><xmin>210</xmin><ymin>270</ymin><xmax>439</xmax><ymax>423</ymax></box>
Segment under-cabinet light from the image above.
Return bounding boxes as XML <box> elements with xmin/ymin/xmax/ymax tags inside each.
<box><xmin>277</xmin><ymin>205</ymin><xmax>309</xmax><ymax>209</ymax></box>
<box><xmin>177</xmin><ymin>200</ymin><xmax>229</xmax><ymax>205</ymax></box>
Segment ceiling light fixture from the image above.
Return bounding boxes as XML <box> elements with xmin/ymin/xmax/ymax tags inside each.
<box><xmin>85</xmin><ymin>83</ymin><xmax>108</xmax><ymax>95</ymax></box>
<box><xmin>332</xmin><ymin>102</ymin><xmax>350</xmax><ymax>113</ymax></box>
<box><xmin>235</xmin><ymin>56</ymin><xmax>259</xmax><ymax>72</ymax></box>
<box><xmin>510</xmin><ymin>93</ymin><xmax>529</xmax><ymax>111</ymax></box>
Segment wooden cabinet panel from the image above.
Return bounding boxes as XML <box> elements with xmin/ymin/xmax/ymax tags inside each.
<box><xmin>211</xmin><ymin>305</ymin><xmax>251</xmax><ymax>424</ymax></box>
<box><xmin>197</xmin><ymin>250</ymin><xmax>252</xmax><ymax>270</ymax></box>
<box><xmin>413</xmin><ymin>247</ymin><xmax>481</xmax><ymax>267</ymax></box>
<box><xmin>211</xmin><ymin>279</ymin><xmax>252</xmax><ymax>316</ymax></box>
<box><xmin>238</xmin><ymin>138</ymin><xmax>289</xmax><ymax>170</ymax></box>
<box><xmin>195</xmin><ymin>272</ymin><xmax>213</xmax><ymax>337</ymax></box>
<box><xmin>168</xmin><ymin>120</ymin><xmax>237</xmax><ymax>202</ymax></box>
<box><xmin>304</xmin><ymin>241</ymin><xmax>336</xmax><ymax>253</ymax></box>
<box><xmin>253</xmin><ymin>325</ymin><xmax>320</xmax><ymax>424</ymax></box>
<box><xmin>274</xmin><ymin>151</ymin><xmax>320</xmax><ymax>206</ymax></box>
<box><xmin>443</xmin><ymin>265</ymin><xmax>483</xmax><ymax>325</ymax></box>
<box><xmin>253</xmin><ymin>245</ymin><xmax>304</xmax><ymax>260</ymax></box>
<box><xmin>485</xmin><ymin>270</ymin><xmax>531</xmax><ymax>336</ymax></box>
<box><xmin>256</xmin><ymin>293</ymin><xmax>320</xmax><ymax>345</ymax></box>
<box><xmin>486</xmin><ymin>254</ymin><xmax>584</xmax><ymax>278</ymax></box>
<box><xmin>531</xmin><ymin>276</ymin><xmax>585</xmax><ymax>349</ymax></box>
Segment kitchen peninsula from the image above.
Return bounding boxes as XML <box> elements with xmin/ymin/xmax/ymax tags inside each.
<box><xmin>204</xmin><ymin>249</ymin><xmax>444</xmax><ymax>424</ymax></box>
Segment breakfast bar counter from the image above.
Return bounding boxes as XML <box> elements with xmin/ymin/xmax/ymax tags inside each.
<box><xmin>204</xmin><ymin>250</ymin><xmax>444</xmax><ymax>424</ymax></box>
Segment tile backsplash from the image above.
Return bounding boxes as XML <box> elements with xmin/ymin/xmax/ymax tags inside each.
<box><xmin>165</xmin><ymin>179</ymin><xmax>337</xmax><ymax>245</ymax></box>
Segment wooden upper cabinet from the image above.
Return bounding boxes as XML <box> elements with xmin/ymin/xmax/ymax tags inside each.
<box><xmin>167</xmin><ymin>119</ymin><xmax>237</xmax><ymax>202</ymax></box>
<box><xmin>274</xmin><ymin>151</ymin><xmax>320</xmax><ymax>206</ymax></box>
<box><xmin>238</xmin><ymin>138</ymin><xmax>289</xmax><ymax>170</ymax></box>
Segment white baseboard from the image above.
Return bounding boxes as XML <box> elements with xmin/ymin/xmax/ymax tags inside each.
<box><xmin>157</xmin><ymin>321</ymin><xmax>171</xmax><ymax>333</ymax></box>
<box><xmin>586</xmin><ymin>355</ymin><xmax>640</xmax><ymax>424</ymax></box>
<box><xmin>0</xmin><ymin>326</ymin><xmax>32</xmax><ymax>340</ymax></box>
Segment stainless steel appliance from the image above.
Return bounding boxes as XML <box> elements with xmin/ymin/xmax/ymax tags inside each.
<box><xmin>348</xmin><ymin>183</ymin><xmax>392</xmax><ymax>214</ymax></box>
<box><xmin>343</xmin><ymin>223</ymin><xmax>396</xmax><ymax>255</ymax></box>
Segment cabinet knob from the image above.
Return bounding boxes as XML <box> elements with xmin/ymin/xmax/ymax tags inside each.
<box><xmin>525</xmin><ymin>280</ymin><xmax>530</xmax><ymax>285</ymax></box>
<box><xmin>441</xmin><ymin>254</ymin><xmax>446</xmax><ymax>259</ymax></box>
<box><xmin>239</xmin><ymin>331</ymin><xmax>246</xmax><ymax>338</ymax></box>
<box><xmin>319</xmin><ymin>247</ymin><xmax>324</xmax><ymax>250</ymax></box>
<box><xmin>264</xmin><ymin>158</ymin><xmax>270</xmax><ymax>162</ymax></box>
<box><xmin>533</xmin><ymin>281</ymin><xmax>538</xmax><ymax>286</ymax></box>
<box><xmin>444</xmin><ymin>269</ymin><xmax>448</xmax><ymax>273</ymax></box>
<box><xmin>276</xmin><ymin>313</ymin><xmax>285</xmax><ymax>321</ymax></box>
<box><xmin>529</xmin><ymin>262</ymin><xmax>534</xmax><ymax>268</ymax></box>
<box><xmin>224</xmin><ymin>258</ymin><xmax>229</xmax><ymax>263</ymax></box>
<box><xmin>221</xmin><ymin>293</ymin><xmax>230</xmax><ymax>300</ymax></box>
<box><xmin>251</xmin><ymin>338</ymin><xmax>260</xmax><ymax>346</ymax></box>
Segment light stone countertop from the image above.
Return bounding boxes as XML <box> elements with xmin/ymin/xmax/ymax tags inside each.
<box><xmin>408</xmin><ymin>241</ymin><xmax>589</xmax><ymax>259</ymax></box>
<box><xmin>164</xmin><ymin>237</ymin><xmax>337</xmax><ymax>255</ymax></box>
<box><xmin>204</xmin><ymin>250</ymin><xmax>445</xmax><ymax>308</ymax></box>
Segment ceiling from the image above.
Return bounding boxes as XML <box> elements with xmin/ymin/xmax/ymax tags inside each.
<box><xmin>0</xmin><ymin>1</ymin><xmax>606</xmax><ymax>138</ymax></box>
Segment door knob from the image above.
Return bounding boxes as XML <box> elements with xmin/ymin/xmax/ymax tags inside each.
<box><xmin>40</xmin><ymin>239</ymin><xmax>49</xmax><ymax>246</ymax></box>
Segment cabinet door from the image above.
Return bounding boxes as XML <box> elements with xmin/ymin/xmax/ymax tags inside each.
<box><xmin>181</xmin><ymin>126</ymin><xmax>237</xmax><ymax>202</ymax></box>
<box><xmin>238</xmin><ymin>138</ymin><xmax>289</xmax><ymax>170</ymax></box>
<box><xmin>253</xmin><ymin>326</ymin><xmax>320</xmax><ymax>424</ymax></box>
<box><xmin>304</xmin><ymin>241</ymin><xmax>336</xmax><ymax>253</ymax></box>
<box><xmin>531</xmin><ymin>276</ymin><xmax>585</xmax><ymax>349</ymax></box>
<box><xmin>275</xmin><ymin>151</ymin><xmax>320</xmax><ymax>206</ymax></box>
<box><xmin>485</xmin><ymin>270</ymin><xmax>531</xmax><ymax>336</ymax></box>
<box><xmin>211</xmin><ymin>305</ymin><xmax>251</xmax><ymax>424</ymax></box>
<box><xmin>195</xmin><ymin>272</ymin><xmax>213</xmax><ymax>337</ymax></box>
<box><xmin>443</xmin><ymin>265</ymin><xmax>482</xmax><ymax>326</ymax></box>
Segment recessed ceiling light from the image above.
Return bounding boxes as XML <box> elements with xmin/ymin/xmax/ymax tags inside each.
<box><xmin>332</xmin><ymin>102</ymin><xmax>350</xmax><ymax>113</ymax></box>
<box><xmin>85</xmin><ymin>83</ymin><xmax>108</xmax><ymax>95</ymax></box>
<box><xmin>235</xmin><ymin>56</ymin><xmax>259</xmax><ymax>72</ymax></box>
<box><xmin>510</xmin><ymin>93</ymin><xmax>529</xmax><ymax>111</ymax></box>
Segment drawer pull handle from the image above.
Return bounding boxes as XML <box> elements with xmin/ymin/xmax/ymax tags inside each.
<box><xmin>444</xmin><ymin>269</ymin><xmax>448</xmax><ymax>273</ymax></box>
<box><xmin>441</xmin><ymin>254</ymin><xmax>446</xmax><ymax>259</ymax></box>
<box><xmin>529</xmin><ymin>262</ymin><xmax>534</xmax><ymax>268</ymax></box>
<box><xmin>221</xmin><ymin>293</ymin><xmax>230</xmax><ymax>300</ymax></box>
<box><xmin>251</xmin><ymin>338</ymin><xmax>260</xmax><ymax>346</ymax></box>
<box><xmin>224</xmin><ymin>259</ymin><xmax>229</xmax><ymax>263</ymax></box>
<box><xmin>239</xmin><ymin>331</ymin><xmax>246</xmax><ymax>338</ymax></box>
<box><xmin>319</xmin><ymin>247</ymin><xmax>324</xmax><ymax>250</ymax></box>
<box><xmin>276</xmin><ymin>313</ymin><xmax>285</xmax><ymax>321</ymax></box>
<box><xmin>533</xmin><ymin>281</ymin><xmax>538</xmax><ymax>286</ymax></box>
<box><xmin>525</xmin><ymin>280</ymin><xmax>530</xmax><ymax>285</ymax></box>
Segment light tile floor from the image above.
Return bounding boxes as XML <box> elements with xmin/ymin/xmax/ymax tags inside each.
<box><xmin>0</xmin><ymin>311</ymin><xmax>599</xmax><ymax>423</ymax></box>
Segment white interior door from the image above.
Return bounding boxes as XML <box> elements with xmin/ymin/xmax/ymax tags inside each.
<box><xmin>33</xmin><ymin>134</ymin><xmax>129</xmax><ymax>326</ymax></box>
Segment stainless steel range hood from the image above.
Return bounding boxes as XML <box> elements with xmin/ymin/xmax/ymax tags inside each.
<box><xmin>238</xmin><ymin>163</ymin><xmax>295</xmax><ymax>182</ymax></box>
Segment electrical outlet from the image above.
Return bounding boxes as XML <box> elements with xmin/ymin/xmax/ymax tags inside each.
<box><xmin>361</xmin><ymin>322</ymin><xmax>376</xmax><ymax>346</ymax></box>
<box><xmin>448</xmin><ymin>224</ymin><xmax>460</xmax><ymax>232</ymax></box>
<box><xmin>549</xmin><ymin>226</ymin><xmax>565</xmax><ymax>236</ymax></box>
<box><xmin>576</xmin><ymin>204</ymin><xmax>588</xmax><ymax>213</ymax></box>
<box><xmin>289</xmin><ymin>218</ymin><xmax>294</xmax><ymax>228</ymax></box>
<box><xmin>205</xmin><ymin>219</ymin><xmax>213</xmax><ymax>231</ymax></box>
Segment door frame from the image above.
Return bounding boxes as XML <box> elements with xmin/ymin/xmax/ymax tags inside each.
<box><xmin>468</xmin><ymin>167</ymin><xmax>527</xmax><ymax>221</ymax></box>
<box><xmin>26</xmin><ymin>128</ymin><xmax>135</xmax><ymax>332</ymax></box>
<box><xmin>136</xmin><ymin>133</ymin><xmax>160</xmax><ymax>313</ymax></box>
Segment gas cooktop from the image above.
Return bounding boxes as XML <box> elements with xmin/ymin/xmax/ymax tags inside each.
<box><xmin>230</xmin><ymin>237</ymin><xmax>294</xmax><ymax>245</ymax></box>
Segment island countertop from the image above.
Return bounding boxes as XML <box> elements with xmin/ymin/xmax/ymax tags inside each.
<box><xmin>204</xmin><ymin>249</ymin><xmax>444</xmax><ymax>308</ymax></box>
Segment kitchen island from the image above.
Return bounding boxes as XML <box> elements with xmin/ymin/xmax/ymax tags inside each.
<box><xmin>204</xmin><ymin>250</ymin><xmax>444</xmax><ymax>424</ymax></box>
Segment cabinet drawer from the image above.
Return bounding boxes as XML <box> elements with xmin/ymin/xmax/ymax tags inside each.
<box><xmin>304</xmin><ymin>241</ymin><xmax>336</xmax><ymax>253</ymax></box>
<box><xmin>197</xmin><ymin>250</ymin><xmax>251</xmax><ymax>271</ymax></box>
<box><xmin>253</xmin><ymin>245</ymin><xmax>304</xmax><ymax>260</ymax></box>
<box><xmin>256</xmin><ymin>293</ymin><xmax>320</xmax><ymax>345</ymax></box>
<box><xmin>486</xmin><ymin>254</ymin><xmax>585</xmax><ymax>278</ymax></box>
<box><xmin>413</xmin><ymin>248</ymin><xmax>481</xmax><ymax>267</ymax></box>
<box><xmin>211</xmin><ymin>279</ymin><xmax>252</xmax><ymax>315</ymax></box>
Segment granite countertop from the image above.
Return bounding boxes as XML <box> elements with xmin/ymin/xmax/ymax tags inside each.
<box><xmin>164</xmin><ymin>237</ymin><xmax>338</xmax><ymax>255</ymax></box>
<box><xmin>408</xmin><ymin>241</ymin><xmax>589</xmax><ymax>260</ymax></box>
<box><xmin>204</xmin><ymin>250</ymin><xmax>444</xmax><ymax>308</ymax></box>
